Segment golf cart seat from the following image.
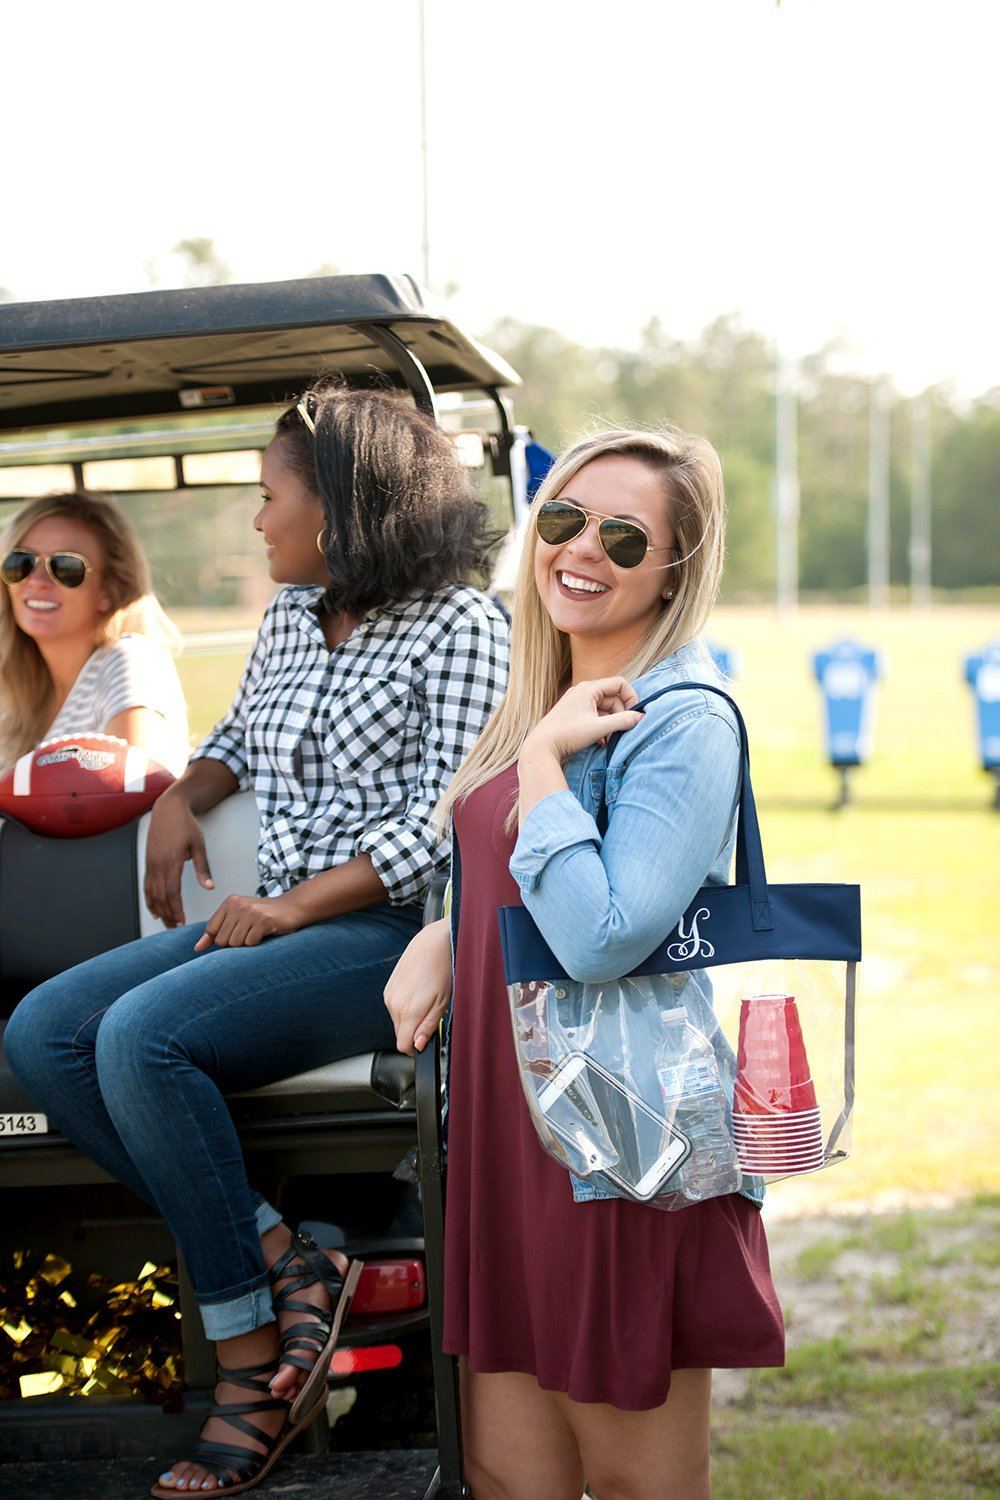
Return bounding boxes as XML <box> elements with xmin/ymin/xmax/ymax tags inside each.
<box><xmin>0</xmin><ymin>791</ymin><xmax>424</xmax><ymax>1182</ymax></box>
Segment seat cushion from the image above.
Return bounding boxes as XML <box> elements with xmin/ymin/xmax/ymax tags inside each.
<box><xmin>0</xmin><ymin>1022</ymin><xmax>404</xmax><ymax>1149</ymax></box>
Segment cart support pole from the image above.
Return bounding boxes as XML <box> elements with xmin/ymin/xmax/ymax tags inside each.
<box><xmin>416</xmin><ymin>1030</ymin><xmax>470</xmax><ymax>1499</ymax></box>
<box><xmin>355</xmin><ymin>323</ymin><xmax>438</xmax><ymax>421</ymax></box>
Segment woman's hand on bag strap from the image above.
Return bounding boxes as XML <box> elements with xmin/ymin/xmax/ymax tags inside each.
<box><xmin>522</xmin><ymin>676</ymin><xmax>643</xmax><ymax>764</ymax></box>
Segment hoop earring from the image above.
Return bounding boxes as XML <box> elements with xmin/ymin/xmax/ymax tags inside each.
<box><xmin>316</xmin><ymin>528</ymin><xmax>328</xmax><ymax>556</ymax></box>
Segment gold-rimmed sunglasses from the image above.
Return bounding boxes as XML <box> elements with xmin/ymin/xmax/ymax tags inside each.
<box><xmin>1</xmin><ymin>548</ymin><xmax>93</xmax><ymax>590</ymax></box>
<box><xmin>534</xmin><ymin>499</ymin><xmax>677</xmax><ymax>570</ymax></box>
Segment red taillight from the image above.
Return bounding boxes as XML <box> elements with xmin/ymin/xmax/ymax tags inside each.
<box><xmin>349</xmin><ymin>1259</ymin><xmax>425</xmax><ymax>1316</ymax></box>
<box><xmin>331</xmin><ymin>1343</ymin><xmax>404</xmax><ymax>1375</ymax></box>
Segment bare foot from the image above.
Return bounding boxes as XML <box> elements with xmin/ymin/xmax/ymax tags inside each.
<box><xmin>261</xmin><ymin>1222</ymin><xmax>349</xmax><ymax>1404</ymax></box>
<box><xmin>155</xmin><ymin>1325</ymin><xmax>287</xmax><ymax>1492</ymax></box>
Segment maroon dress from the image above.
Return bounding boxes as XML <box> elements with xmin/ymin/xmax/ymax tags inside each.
<box><xmin>442</xmin><ymin>765</ymin><xmax>785</xmax><ymax>1411</ymax></box>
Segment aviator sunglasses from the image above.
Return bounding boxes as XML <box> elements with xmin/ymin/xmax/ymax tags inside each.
<box><xmin>1</xmin><ymin>548</ymin><xmax>93</xmax><ymax>590</ymax></box>
<box><xmin>534</xmin><ymin>499</ymin><xmax>678</xmax><ymax>570</ymax></box>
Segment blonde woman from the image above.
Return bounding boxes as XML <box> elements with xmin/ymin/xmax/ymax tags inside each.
<box><xmin>385</xmin><ymin>427</ymin><xmax>785</xmax><ymax>1500</ymax></box>
<box><xmin>0</xmin><ymin>491</ymin><xmax>189</xmax><ymax>776</ymax></box>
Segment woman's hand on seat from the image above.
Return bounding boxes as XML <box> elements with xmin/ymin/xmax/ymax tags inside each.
<box><xmin>145</xmin><ymin>788</ymin><xmax>214</xmax><ymax>927</ymax></box>
<box><xmin>193</xmin><ymin>892</ymin><xmax>303</xmax><ymax>952</ymax></box>
<box><xmin>384</xmin><ymin>918</ymin><xmax>453</xmax><ymax>1054</ymax></box>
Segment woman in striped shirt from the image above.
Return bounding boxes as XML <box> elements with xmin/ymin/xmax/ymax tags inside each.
<box><xmin>0</xmin><ymin>490</ymin><xmax>189</xmax><ymax>776</ymax></box>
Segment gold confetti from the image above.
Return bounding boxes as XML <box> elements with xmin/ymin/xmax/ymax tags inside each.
<box><xmin>1</xmin><ymin>1248</ymin><xmax>183</xmax><ymax>1402</ymax></box>
<box><xmin>39</xmin><ymin>1255</ymin><xmax>73</xmax><ymax>1288</ymax></box>
<box><xmin>19</xmin><ymin>1371</ymin><xmax>64</xmax><ymax>1398</ymax></box>
<box><xmin>50</xmin><ymin>1330</ymin><xmax>95</xmax><ymax>1357</ymax></box>
<box><xmin>87</xmin><ymin>1366</ymin><xmax>131</xmax><ymax>1395</ymax></box>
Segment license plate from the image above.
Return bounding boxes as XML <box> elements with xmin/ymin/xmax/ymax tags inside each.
<box><xmin>0</xmin><ymin>1112</ymin><xmax>49</xmax><ymax>1136</ymax></box>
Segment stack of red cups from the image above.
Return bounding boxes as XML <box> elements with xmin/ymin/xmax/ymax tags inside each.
<box><xmin>733</xmin><ymin>994</ymin><xmax>825</xmax><ymax>1176</ymax></box>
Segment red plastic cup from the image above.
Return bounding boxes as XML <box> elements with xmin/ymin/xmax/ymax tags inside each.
<box><xmin>734</xmin><ymin>994</ymin><xmax>819</xmax><ymax>1116</ymax></box>
<box><xmin>734</xmin><ymin>1116</ymin><xmax>823</xmax><ymax>1138</ymax></box>
<box><xmin>736</xmin><ymin>1140</ymin><xmax>824</xmax><ymax>1161</ymax></box>
<box><xmin>734</xmin><ymin>994</ymin><xmax>822</xmax><ymax>1167</ymax></box>
<box><xmin>738</xmin><ymin>1156</ymin><xmax>825</xmax><ymax>1179</ymax></box>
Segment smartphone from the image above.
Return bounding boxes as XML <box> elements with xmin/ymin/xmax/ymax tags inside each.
<box><xmin>537</xmin><ymin>1050</ymin><xmax>691</xmax><ymax>1201</ymax></box>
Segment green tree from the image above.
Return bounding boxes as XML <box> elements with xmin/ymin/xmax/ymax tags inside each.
<box><xmin>484</xmin><ymin>313</ymin><xmax>997</xmax><ymax>599</ymax></box>
<box><xmin>172</xmin><ymin>237</ymin><xmax>232</xmax><ymax>287</ymax></box>
<box><xmin>931</xmin><ymin>394</ymin><xmax>1000</xmax><ymax>589</ymax></box>
<box><xmin>485</xmin><ymin>317</ymin><xmax>618</xmax><ymax>448</ymax></box>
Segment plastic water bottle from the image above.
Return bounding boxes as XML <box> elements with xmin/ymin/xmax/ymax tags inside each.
<box><xmin>656</xmin><ymin>1007</ymin><xmax>741</xmax><ymax>1202</ymax></box>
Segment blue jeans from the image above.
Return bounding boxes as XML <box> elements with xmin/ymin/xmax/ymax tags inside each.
<box><xmin>4</xmin><ymin>903</ymin><xmax>421</xmax><ymax>1339</ymax></box>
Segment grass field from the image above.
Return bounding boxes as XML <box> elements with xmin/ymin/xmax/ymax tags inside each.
<box><xmin>712</xmin><ymin>1195</ymin><xmax>999</xmax><ymax>1496</ymax></box>
<box><xmin>176</xmin><ymin>602</ymin><xmax>1000</xmax><ymax>1496</ymax></box>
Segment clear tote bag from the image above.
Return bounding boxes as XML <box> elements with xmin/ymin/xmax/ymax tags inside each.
<box><xmin>498</xmin><ymin>683</ymin><xmax>861</xmax><ymax>1211</ymax></box>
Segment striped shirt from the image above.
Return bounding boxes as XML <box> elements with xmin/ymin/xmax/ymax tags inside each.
<box><xmin>44</xmin><ymin>634</ymin><xmax>190</xmax><ymax>777</ymax></box>
<box><xmin>192</xmin><ymin>584</ymin><xmax>509</xmax><ymax>904</ymax></box>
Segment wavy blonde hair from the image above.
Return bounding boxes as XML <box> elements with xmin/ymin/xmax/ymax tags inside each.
<box><xmin>0</xmin><ymin>491</ymin><xmax>181</xmax><ymax>765</ymax></box>
<box><xmin>437</xmin><ymin>423</ymin><xmax>727</xmax><ymax>829</ymax></box>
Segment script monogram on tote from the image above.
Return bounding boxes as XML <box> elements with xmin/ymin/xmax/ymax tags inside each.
<box><xmin>666</xmin><ymin>907</ymin><xmax>715</xmax><ymax>963</ymax></box>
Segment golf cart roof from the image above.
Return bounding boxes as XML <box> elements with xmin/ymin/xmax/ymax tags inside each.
<box><xmin>0</xmin><ymin>273</ymin><xmax>519</xmax><ymax>432</ymax></box>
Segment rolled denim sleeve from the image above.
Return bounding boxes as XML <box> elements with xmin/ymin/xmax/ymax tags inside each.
<box><xmin>507</xmin><ymin>791</ymin><xmax>602</xmax><ymax>892</ymax></box>
<box><xmin>510</xmin><ymin>704</ymin><xmax>741</xmax><ymax>983</ymax></box>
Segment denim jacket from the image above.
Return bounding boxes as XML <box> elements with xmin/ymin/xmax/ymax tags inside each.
<box><xmin>448</xmin><ymin>640</ymin><xmax>765</xmax><ymax>1210</ymax></box>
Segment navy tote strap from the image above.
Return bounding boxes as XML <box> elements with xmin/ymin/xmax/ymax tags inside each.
<box><xmin>600</xmin><ymin>680</ymin><xmax>774</xmax><ymax>932</ymax></box>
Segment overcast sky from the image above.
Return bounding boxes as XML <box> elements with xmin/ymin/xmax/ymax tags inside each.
<box><xmin>2</xmin><ymin>0</ymin><xmax>995</xmax><ymax>397</ymax></box>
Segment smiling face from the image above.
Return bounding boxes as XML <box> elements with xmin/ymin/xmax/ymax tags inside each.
<box><xmin>533</xmin><ymin>453</ymin><xmax>676</xmax><ymax>661</ymax></box>
<box><xmin>5</xmin><ymin>515</ymin><xmax>112</xmax><ymax>649</ymax></box>
<box><xmin>255</xmin><ymin>436</ymin><xmax>330</xmax><ymax>587</ymax></box>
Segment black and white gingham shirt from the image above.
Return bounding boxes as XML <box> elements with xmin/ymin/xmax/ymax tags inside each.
<box><xmin>191</xmin><ymin>585</ymin><xmax>509</xmax><ymax>905</ymax></box>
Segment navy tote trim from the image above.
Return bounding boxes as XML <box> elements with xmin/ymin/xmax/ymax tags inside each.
<box><xmin>499</xmin><ymin>882</ymin><xmax>862</xmax><ymax>985</ymax></box>
<box><xmin>500</xmin><ymin>680</ymin><xmax>862</xmax><ymax>984</ymax></box>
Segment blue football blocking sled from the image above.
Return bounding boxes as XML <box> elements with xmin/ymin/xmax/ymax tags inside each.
<box><xmin>812</xmin><ymin>638</ymin><xmax>884</xmax><ymax>808</ymax></box>
<box><xmin>964</xmin><ymin>641</ymin><xmax>1000</xmax><ymax>808</ymax></box>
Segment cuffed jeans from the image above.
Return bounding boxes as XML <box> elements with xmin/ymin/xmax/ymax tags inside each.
<box><xmin>4</xmin><ymin>903</ymin><xmax>421</xmax><ymax>1339</ymax></box>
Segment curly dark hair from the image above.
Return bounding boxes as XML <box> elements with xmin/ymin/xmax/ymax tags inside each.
<box><xmin>273</xmin><ymin>380</ymin><xmax>499</xmax><ymax>616</ymax></box>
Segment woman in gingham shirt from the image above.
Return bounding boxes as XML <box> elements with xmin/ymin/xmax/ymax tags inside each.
<box><xmin>5</xmin><ymin>384</ymin><xmax>509</xmax><ymax>1496</ymax></box>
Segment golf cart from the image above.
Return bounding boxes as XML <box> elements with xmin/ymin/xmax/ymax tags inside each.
<box><xmin>0</xmin><ymin>273</ymin><xmax>521</xmax><ymax>1498</ymax></box>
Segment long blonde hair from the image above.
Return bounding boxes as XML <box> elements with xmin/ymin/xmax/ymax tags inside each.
<box><xmin>0</xmin><ymin>491</ymin><xmax>181</xmax><ymax>764</ymax></box>
<box><xmin>438</xmin><ymin>423</ymin><xmax>727</xmax><ymax>828</ymax></box>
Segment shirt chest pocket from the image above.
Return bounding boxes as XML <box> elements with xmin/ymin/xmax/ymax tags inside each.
<box><xmin>325</xmin><ymin>674</ymin><xmax>414</xmax><ymax>776</ymax></box>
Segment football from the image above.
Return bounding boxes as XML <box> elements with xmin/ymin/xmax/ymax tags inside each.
<box><xmin>0</xmin><ymin>734</ymin><xmax>175</xmax><ymax>838</ymax></box>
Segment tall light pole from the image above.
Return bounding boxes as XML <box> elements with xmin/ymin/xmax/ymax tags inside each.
<box><xmin>771</xmin><ymin>0</ymin><xmax>799</xmax><ymax>617</ymax></box>
<box><xmin>910</xmin><ymin>394</ymin><xmax>932</xmax><ymax>607</ymax></box>
<box><xmin>868</xmin><ymin>379</ymin><xmax>890</xmax><ymax>608</ymax></box>
<box><xmin>418</xmin><ymin>0</ymin><xmax>431</xmax><ymax>289</ymax></box>
<box><xmin>774</xmin><ymin>344</ymin><xmax>800</xmax><ymax>617</ymax></box>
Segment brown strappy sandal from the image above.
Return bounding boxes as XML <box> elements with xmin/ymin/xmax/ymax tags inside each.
<box><xmin>149</xmin><ymin>1356</ymin><xmax>312</xmax><ymax>1496</ymax></box>
<box><xmin>267</xmin><ymin>1228</ymin><xmax>363</xmax><ymax>1425</ymax></box>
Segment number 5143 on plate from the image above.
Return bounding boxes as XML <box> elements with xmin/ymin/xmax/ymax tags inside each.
<box><xmin>0</xmin><ymin>1113</ymin><xmax>48</xmax><ymax>1135</ymax></box>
